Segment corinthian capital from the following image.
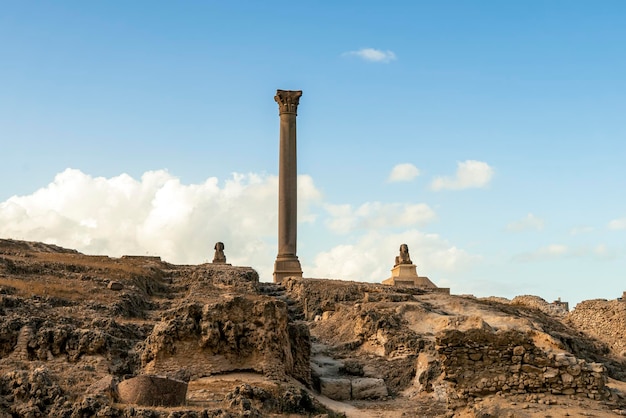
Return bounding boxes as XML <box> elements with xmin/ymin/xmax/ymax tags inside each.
<box><xmin>275</xmin><ymin>90</ymin><xmax>302</xmax><ymax>115</ymax></box>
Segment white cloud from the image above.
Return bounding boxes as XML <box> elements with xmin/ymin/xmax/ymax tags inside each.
<box><xmin>343</xmin><ymin>48</ymin><xmax>397</xmax><ymax>63</ymax></box>
<box><xmin>506</xmin><ymin>213</ymin><xmax>544</xmax><ymax>232</ymax></box>
<box><xmin>608</xmin><ymin>218</ymin><xmax>626</xmax><ymax>230</ymax></box>
<box><xmin>388</xmin><ymin>163</ymin><xmax>420</xmax><ymax>182</ymax></box>
<box><xmin>0</xmin><ymin>168</ymin><xmax>322</xmax><ymax>281</ymax></box>
<box><xmin>513</xmin><ymin>244</ymin><xmax>568</xmax><ymax>262</ymax></box>
<box><xmin>431</xmin><ymin>160</ymin><xmax>494</xmax><ymax>191</ymax></box>
<box><xmin>0</xmin><ymin>169</ymin><xmax>481</xmax><ymax>286</ymax></box>
<box><xmin>569</xmin><ymin>226</ymin><xmax>595</xmax><ymax>235</ymax></box>
<box><xmin>513</xmin><ymin>243</ymin><xmax>616</xmax><ymax>262</ymax></box>
<box><xmin>594</xmin><ymin>244</ymin><xmax>608</xmax><ymax>257</ymax></box>
<box><xmin>304</xmin><ymin>230</ymin><xmax>478</xmax><ymax>283</ymax></box>
<box><xmin>325</xmin><ymin>202</ymin><xmax>436</xmax><ymax>234</ymax></box>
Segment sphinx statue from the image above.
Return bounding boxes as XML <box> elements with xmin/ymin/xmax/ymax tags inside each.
<box><xmin>212</xmin><ymin>242</ymin><xmax>227</xmax><ymax>264</ymax></box>
<box><xmin>394</xmin><ymin>243</ymin><xmax>412</xmax><ymax>267</ymax></box>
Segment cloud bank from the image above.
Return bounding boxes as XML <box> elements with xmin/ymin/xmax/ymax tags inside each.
<box><xmin>324</xmin><ymin>202</ymin><xmax>436</xmax><ymax>234</ymax></box>
<box><xmin>513</xmin><ymin>243</ymin><xmax>615</xmax><ymax>262</ymax></box>
<box><xmin>0</xmin><ymin>168</ymin><xmax>475</xmax><ymax>283</ymax></box>
<box><xmin>388</xmin><ymin>163</ymin><xmax>420</xmax><ymax>182</ymax></box>
<box><xmin>343</xmin><ymin>48</ymin><xmax>397</xmax><ymax>63</ymax></box>
<box><xmin>0</xmin><ymin>169</ymin><xmax>320</xmax><ymax>278</ymax></box>
<box><xmin>431</xmin><ymin>160</ymin><xmax>494</xmax><ymax>191</ymax></box>
<box><xmin>305</xmin><ymin>230</ymin><xmax>478</xmax><ymax>282</ymax></box>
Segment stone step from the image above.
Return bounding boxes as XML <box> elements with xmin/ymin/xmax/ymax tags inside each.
<box><xmin>260</xmin><ymin>291</ymin><xmax>285</xmax><ymax>297</ymax></box>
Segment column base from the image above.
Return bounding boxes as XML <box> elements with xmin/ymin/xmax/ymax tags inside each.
<box><xmin>273</xmin><ymin>256</ymin><xmax>303</xmax><ymax>283</ymax></box>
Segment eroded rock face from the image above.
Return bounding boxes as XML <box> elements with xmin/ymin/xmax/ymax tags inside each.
<box><xmin>139</xmin><ymin>295</ymin><xmax>310</xmax><ymax>383</ymax></box>
<box><xmin>0</xmin><ymin>366</ymin><xmax>66</xmax><ymax>417</ymax></box>
<box><xmin>0</xmin><ymin>241</ymin><xmax>313</xmax><ymax>416</ymax></box>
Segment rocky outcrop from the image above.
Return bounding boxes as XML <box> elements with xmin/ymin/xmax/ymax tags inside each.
<box><xmin>0</xmin><ymin>239</ymin><xmax>625</xmax><ymax>417</ymax></box>
<box><xmin>283</xmin><ymin>277</ymin><xmax>427</xmax><ymax>321</ymax></box>
<box><xmin>511</xmin><ymin>295</ymin><xmax>568</xmax><ymax>315</ymax></box>
<box><xmin>0</xmin><ymin>366</ymin><xmax>66</xmax><ymax>417</ymax></box>
<box><xmin>139</xmin><ymin>295</ymin><xmax>311</xmax><ymax>383</ymax></box>
<box><xmin>0</xmin><ymin>241</ymin><xmax>317</xmax><ymax>416</ymax></box>
<box><xmin>224</xmin><ymin>383</ymin><xmax>323</xmax><ymax>416</ymax></box>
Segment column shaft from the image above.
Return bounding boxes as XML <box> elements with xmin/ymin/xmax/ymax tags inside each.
<box><xmin>278</xmin><ymin>112</ymin><xmax>297</xmax><ymax>256</ymax></box>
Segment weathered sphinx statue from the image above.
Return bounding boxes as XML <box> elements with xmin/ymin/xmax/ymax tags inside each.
<box><xmin>212</xmin><ymin>242</ymin><xmax>226</xmax><ymax>264</ymax></box>
<box><xmin>394</xmin><ymin>243</ymin><xmax>412</xmax><ymax>267</ymax></box>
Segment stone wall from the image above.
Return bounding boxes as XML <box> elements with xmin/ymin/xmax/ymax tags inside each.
<box><xmin>567</xmin><ymin>299</ymin><xmax>626</xmax><ymax>357</ymax></box>
<box><xmin>435</xmin><ymin>329</ymin><xmax>609</xmax><ymax>406</ymax></box>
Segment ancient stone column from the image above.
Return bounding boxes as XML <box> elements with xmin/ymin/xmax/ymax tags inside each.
<box><xmin>273</xmin><ymin>89</ymin><xmax>303</xmax><ymax>283</ymax></box>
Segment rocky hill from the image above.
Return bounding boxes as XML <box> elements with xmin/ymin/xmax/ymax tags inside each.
<box><xmin>0</xmin><ymin>239</ymin><xmax>624</xmax><ymax>417</ymax></box>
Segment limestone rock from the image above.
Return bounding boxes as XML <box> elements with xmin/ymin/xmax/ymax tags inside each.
<box><xmin>319</xmin><ymin>377</ymin><xmax>351</xmax><ymax>400</ymax></box>
<box><xmin>85</xmin><ymin>375</ymin><xmax>118</xmax><ymax>399</ymax></box>
<box><xmin>351</xmin><ymin>377</ymin><xmax>388</xmax><ymax>399</ymax></box>
<box><xmin>117</xmin><ymin>375</ymin><xmax>187</xmax><ymax>406</ymax></box>
<box><xmin>140</xmin><ymin>295</ymin><xmax>311</xmax><ymax>383</ymax></box>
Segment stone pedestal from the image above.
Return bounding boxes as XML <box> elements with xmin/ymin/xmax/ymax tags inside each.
<box><xmin>382</xmin><ymin>264</ymin><xmax>438</xmax><ymax>288</ymax></box>
<box><xmin>273</xmin><ymin>90</ymin><xmax>303</xmax><ymax>283</ymax></box>
<box><xmin>273</xmin><ymin>256</ymin><xmax>303</xmax><ymax>282</ymax></box>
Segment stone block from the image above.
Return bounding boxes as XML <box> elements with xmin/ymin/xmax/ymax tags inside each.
<box><xmin>589</xmin><ymin>363</ymin><xmax>605</xmax><ymax>373</ymax></box>
<box><xmin>107</xmin><ymin>281</ymin><xmax>123</xmax><ymax>291</ymax></box>
<box><xmin>561</xmin><ymin>373</ymin><xmax>574</xmax><ymax>385</ymax></box>
<box><xmin>469</xmin><ymin>352</ymin><xmax>482</xmax><ymax>361</ymax></box>
<box><xmin>351</xmin><ymin>378</ymin><xmax>388</xmax><ymax>400</ymax></box>
<box><xmin>567</xmin><ymin>364</ymin><xmax>582</xmax><ymax>376</ymax></box>
<box><xmin>319</xmin><ymin>378</ymin><xmax>351</xmax><ymax>401</ymax></box>
<box><xmin>520</xmin><ymin>364</ymin><xmax>542</xmax><ymax>374</ymax></box>
<box><xmin>543</xmin><ymin>368</ymin><xmax>559</xmax><ymax>380</ymax></box>
<box><xmin>117</xmin><ymin>375</ymin><xmax>187</xmax><ymax>406</ymax></box>
<box><xmin>554</xmin><ymin>353</ymin><xmax>577</xmax><ymax>366</ymax></box>
<box><xmin>85</xmin><ymin>375</ymin><xmax>117</xmax><ymax>398</ymax></box>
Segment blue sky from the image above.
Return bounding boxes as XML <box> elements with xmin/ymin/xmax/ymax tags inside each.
<box><xmin>1</xmin><ymin>1</ymin><xmax>625</xmax><ymax>306</ymax></box>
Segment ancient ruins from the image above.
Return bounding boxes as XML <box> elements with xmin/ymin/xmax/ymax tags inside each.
<box><xmin>0</xmin><ymin>236</ymin><xmax>625</xmax><ymax>417</ymax></box>
<box><xmin>0</xmin><ymin>92</ymin><xmax>624</xmax><ymax>417</ymax></box>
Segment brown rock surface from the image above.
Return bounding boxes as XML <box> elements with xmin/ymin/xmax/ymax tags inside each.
<box><xmin>0</xmin><ymin>238</ymin><xmax>625</xmax><ymax>417</ymax></box>
<box><xmin>0</xmin><ymin>239</ymin><xmax>323</xmax><ymax>417</ymax></box>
